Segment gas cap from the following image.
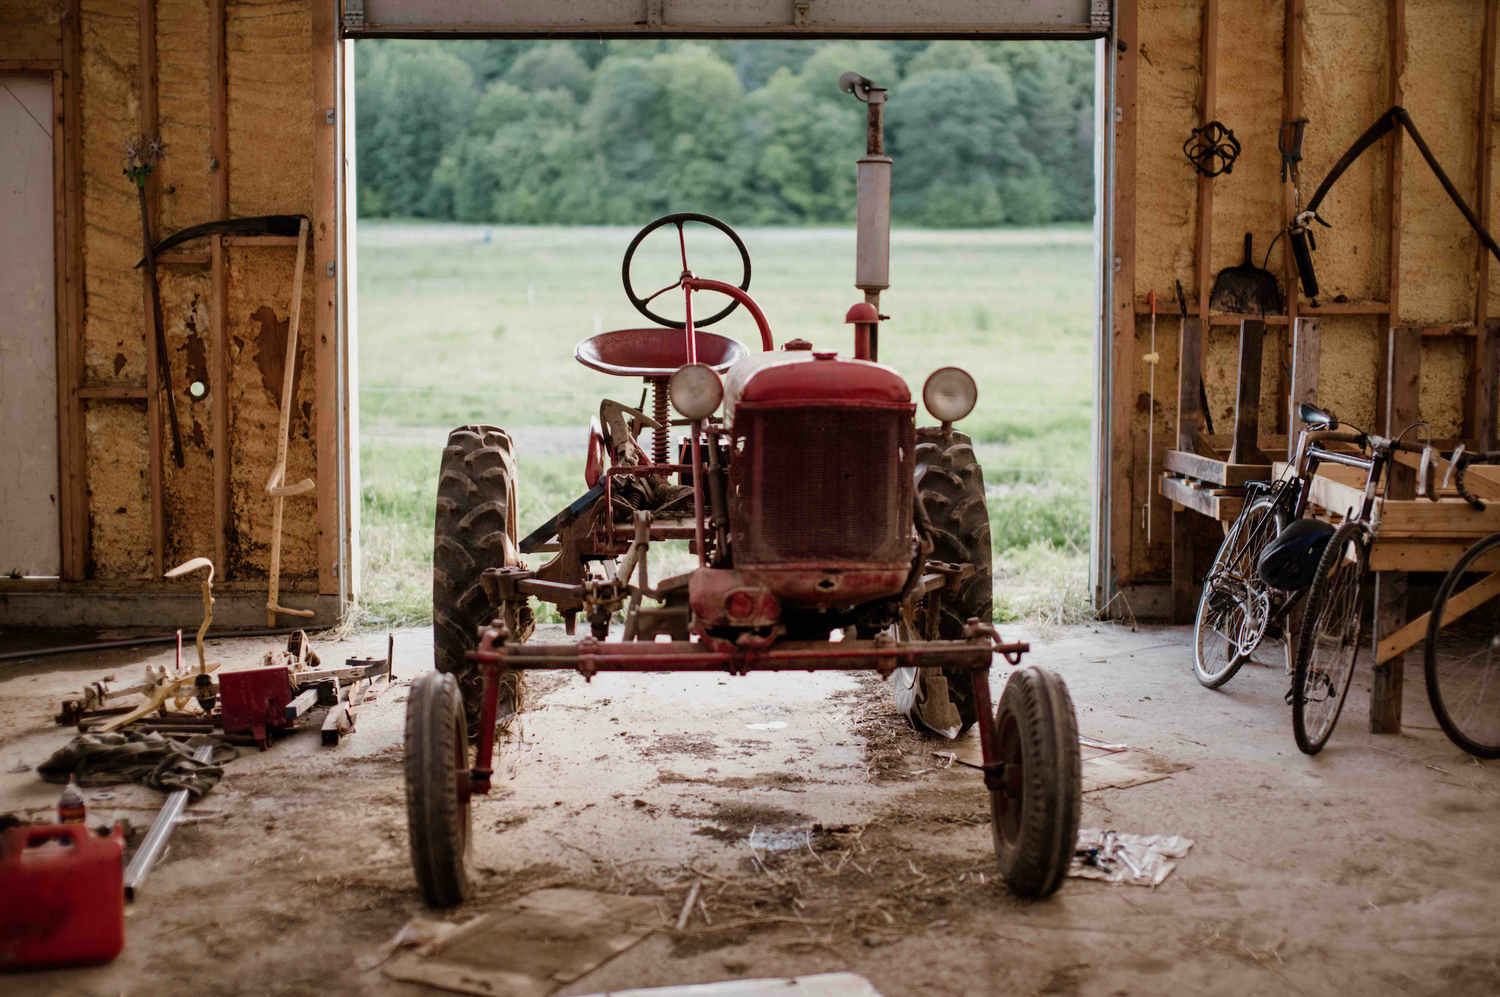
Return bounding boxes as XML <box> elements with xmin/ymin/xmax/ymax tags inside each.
<box><xmin>782</xmin><ymin>339</ymin><xmax>813</xmax><ymax>351</ymax></box>
<box><xmin>813</xmin><ymin>351</ymin><xmax>838</xmax><ymax>361</ymax></box>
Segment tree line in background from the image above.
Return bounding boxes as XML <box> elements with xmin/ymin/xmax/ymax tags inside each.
<box><xmin>355</xmin><ymin>39</ymin><xmax>1095</xmax><ymax>228</ymax></box>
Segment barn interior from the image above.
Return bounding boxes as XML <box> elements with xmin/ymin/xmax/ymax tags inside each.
<box><xmin>3</xmin><ymin>1</ymin><xmax>1500</xmax><ymax>995</ymax></box>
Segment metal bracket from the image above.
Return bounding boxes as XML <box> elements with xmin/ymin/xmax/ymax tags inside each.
<box><xmin>341</xmin><ymin>0</ymin><xmax>364</xmax><ymax>32</ymax></box>
<box><xmin>1091</xmin><ymin>0</ymin><xmax>1111</xmax><ymax>31</ymax></box>
<box><xmin>793</xmin><ymin>2</ymin><xmax>812</xmax><ymax>27</ymax></box>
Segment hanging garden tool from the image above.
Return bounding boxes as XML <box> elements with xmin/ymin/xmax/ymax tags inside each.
<box><xmin>1209</xmin><ymin>233</ymin><xmax>1282</xmax><ymax>316</ymax></box>
<box><xmin>265</xmin><ymin>218</ymin><xmax>317</xmax><ymax>626</ymax></box>
<box><xmin>1291</xmin><ymin>106</ymin><xmax>1500</xmax><ymax>300</ymax></box>
<box><xmin>1142</xmin><ymin>291</ymin><xmax>1158</xmax><ymax>544</ymax></box>
<box><xmin>125</xmin><ymin>136</ymin><xmax>185</xmax><ymax>468</ymax></box>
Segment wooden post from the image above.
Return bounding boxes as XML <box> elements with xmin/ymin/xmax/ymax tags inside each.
<box><xmin>139</xmin><ymin>0</ymin><xmax>163</xmax><ymax>576</ymax></box>
<box><xmin>1288</xmin><ymin>317</ymin><xmax>1320</xmax><ymax>459</ymax></box>
<box><xmin>211</xmin><ymin>235</ymin><xmax>227</xmax><ymax>574</ymax></box>
<box><xmin>1372</xmin><ymin>326</ymin><xmax>1421</xmax><ymax>734</ymax></box>
<box><xmin>1194</xmin><ymin>0</ymin><xmax>1220</xmax><ymax>333</ymax></box>
<box><xmin>1228</xmin><ymin>319</ymin><xmax>1265</xmax><ymax>465</ymax></box>
<box><xmin>1109</xmin><ymin>0</ymin><xmax>1140</xmax><ymax>598</ymax></box>
<box><xmin>54</xmin><ymin>0</ymin><xmax>88</xmax><ymax>580</ymax></box>
<box><xmin>1278</xmin><ymin>0</ymin><xmax>1305</xmax><ymax>435</ymax></box>
<box><xmin>1177</xmin><ymin>315</ymin><xmax>1205</xmax><ymax>453</ymax></box>
<box><xmin>1172</xmin><ymin>507</ymin><xmax>1195</xmax><ymax>624</ymax></box>
<box><xmin>312</xmin><ymin>0</ymin><xmax>340</xmax><ymax>598</ymax></box>
<box><xmin>1387</xmin><ymin>0</ymin><xmax>1405</xmax><ymax>327</ymax></box>
<box><xmin>1473</xmin><ymin>1</ymin><xmax>1498</xmax><ymax>448</ymax></box>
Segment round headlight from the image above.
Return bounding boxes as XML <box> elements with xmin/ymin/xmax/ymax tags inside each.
<box><xmin>669</xmin><ymin>363</ymin><xmax>723</xmax><ymax>420</ymax></box>
<box><xmin>923</xmin><ymin>367</ymin><xmax>977</xmax><ymax>423</ymax></box>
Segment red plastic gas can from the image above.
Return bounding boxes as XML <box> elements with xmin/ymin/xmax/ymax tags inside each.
<box><xmin>0</xmin><ymin>823</ymin><xmax>126</xmax><ymax>970</ymax></box>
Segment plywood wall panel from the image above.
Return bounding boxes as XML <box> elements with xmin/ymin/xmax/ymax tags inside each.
<box><xmin>1204</xmin><ymin>321</ymin><xmax>1285</xmax><ymax>438</ymax></box>
<box><xmin>1301</xmin><ymin>0</ymin><xmax>1389</xmax><ymax>303</ymax></box>
<box><xmin>224</xmin><ymin>245</ymin><xmax>318</xmax><ymax>581</ymax></box>
<box><xmin>85</xmin><ymin>403</ymin><xmax>152</xmax><ymax>578</ymax></box>
<box><xmin>1136</xmin><ymin>0</ymin><xmax>1202</xmax><ymax>300</ymax></box>
<box><xmin>1315</xmin><ymin>315</ymin><xmax>1379</xmax><ymax>433</ymax></box>
<box><xmin>1421</xmin><ymin>336</ymin><xmax>1468</xmax><ymax>437</ymax></box>
<box><xmin>156</xmin><ymin>0</ymin><xmax>213</xmax><ymax>235</ymax></box>
<box><xmin>1401</xmin><ymin>0</ymin><xmax>1482</xmax><ymax>324</ymax></box>
<box><xmin>225</xmin><ymin>0</ymin><xmax>313</xmax><ymax>218</ymax></box>
<box><xmin>1210</xmin><ymin>0</ymin><xmax>1286</xmax><ymax>281</ymax></box>
<box><xmin>80</xmin><ymin>0</ymin><xmax>146</xmax><ymax>384</ymax></box>
<box><xmin>159</xmin><ymin>268</ymin><xmax>218</xmax><ymax>567</ymax></box>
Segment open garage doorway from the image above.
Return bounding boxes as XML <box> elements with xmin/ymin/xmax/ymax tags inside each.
<box><xmin>349</xmin><ymin>37</ymin><xmax>1103</xmax><ymax>630</ymax></box>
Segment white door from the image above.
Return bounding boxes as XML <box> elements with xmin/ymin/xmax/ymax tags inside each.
<box><xmin>0</xmin><ymin>77</ymin><xmax>61</xmax><ymax>577</ymax></box>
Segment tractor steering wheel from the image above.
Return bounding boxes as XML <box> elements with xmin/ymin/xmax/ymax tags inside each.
<box><xmin>622</xmin><ymin>212</ymin><xmax>752</xmax><ymax>330</ymax></box>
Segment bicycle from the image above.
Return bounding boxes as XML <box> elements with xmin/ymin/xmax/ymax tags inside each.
<box><xmin>1192</xmin><ymin>403</ymin><xmax>1434</xmax><ymax>754</ymax></box>
<box><xmin>1423</xmin><ymin>448</ymin><xmax>1500</xmax><ymax>758</ymax></box>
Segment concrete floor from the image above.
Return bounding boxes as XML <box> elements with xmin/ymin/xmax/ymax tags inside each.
<box><xmin>2</xmin><ymin>621</ymin><xmax>1498</xmax><ymax>997</ymax></box>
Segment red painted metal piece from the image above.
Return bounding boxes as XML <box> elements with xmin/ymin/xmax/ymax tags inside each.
<box><xmin>682</xmin><ymin>276</ymin><xmax>774</xmax><ymax>351</ymax></box>
<box><xmin>730</xmin><ymin>405</ymin><xmax>915</xmax><ymax>575</ymax></box>
<box><xmin>0</xmin><ymin>823</ymin><xmax>126</xmax><ymax>969</ymax></box>
<box><xmin>461</xmin><ymin>624</ymin><xmax>1030</xmax><ymax>797</ymax></box>
<box><xmin>575</xmin><ymin>328</ymin><xmax>749</xmax><ymax>378</ymax></box>
<box><xmin>731</xmin><ymin>565</ymin><xmax>908</xmax><ymax>607</ymax></box>
<box><xmin>845</xmin><ymin>301</ymin><xmax>879</xmax><ymax>360</ymax></box>
<box><xmin>584</xmin><ymin>417</ymin><xmax>606</xmax><ymax>488</ymax></box>
<box><xmin>218</xmin><ymin>665</ymin><xmax>293</xmax><ymax>750</ymax></box>
<box><xmin>688</xmin><ymin>568</ymin><xmax>782</xmax><ymax>627</ymax></box>
<box><xmin>736</xmin><ymin>354</ymin><xmax>909</xmax><ymax>406</ymax></box>
<box><xmin>971</xmin><ymin>666</ymin><xmax>1002</xmax><ymax>790</ymax></box>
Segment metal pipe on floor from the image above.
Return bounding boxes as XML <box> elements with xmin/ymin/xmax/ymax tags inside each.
<box><xmin>123</xmin><ymin>742</ymin><xmax>216</xmax><ymax>902</ymax></box>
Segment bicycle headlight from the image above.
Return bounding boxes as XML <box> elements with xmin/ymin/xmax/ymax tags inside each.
<box><xmin>669</xmin><ymin>363</ymin><xmax>723</xmax><ymax>420</ymax></box>
<box><xmin>923</xmin><ymin>367</ymin><xmax>977</xmax><ymax>423</ymax></box>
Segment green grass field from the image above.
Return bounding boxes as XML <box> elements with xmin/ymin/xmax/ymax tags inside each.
<box><xmin>357</xmin><ymin>222</ymin><xmax>1095</xmax><ymax>625</ymax></box>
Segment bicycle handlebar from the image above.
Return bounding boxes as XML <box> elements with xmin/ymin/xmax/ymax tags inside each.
<box><xmin>1445</xmin><ymin>447</ymin><xmax>1500</xmax><ymax>511</ymax></box>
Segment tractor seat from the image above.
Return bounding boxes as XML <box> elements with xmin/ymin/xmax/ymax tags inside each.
<box><xmin>575</xmin><ymin>328</ymin><xmax>749</xmax><ymax>378</ymax></box>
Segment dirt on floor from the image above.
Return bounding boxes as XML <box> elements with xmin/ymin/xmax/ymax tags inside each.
<box><xmin>2</xmin><ymin>622</ymin><xmax>1499</xmax><ymax>997</ymax></box>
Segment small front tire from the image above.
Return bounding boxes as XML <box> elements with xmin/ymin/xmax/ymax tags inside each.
<box><xmin>406</xmin><ymin>672</ymin><xmax>472</xmax><ymax>907</ymax></box>
<box><xmin>989</xmin><ymin>666</ymin><xmax>1082</xmax><ymax>898</ymax></box>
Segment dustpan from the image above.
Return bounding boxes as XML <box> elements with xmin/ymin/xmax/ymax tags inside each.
<box><xmin>1210</xmin><ymin>233</ymin><xmax>1282</xmax><ymax>315</ymax></box>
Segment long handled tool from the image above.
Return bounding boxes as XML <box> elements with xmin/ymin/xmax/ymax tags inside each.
<box><xmin>1142</xmin><ymin>291</ymin><xmax>1158</xmax><ymax>543</ymax></box>
<box><xmin>123</xmin><ymin>741</ymin><xmax>215</xmax><ymax>901</ymax></box>
<box><xmin>265</xmin><ymin>219</ymin><xmax>316</xmax><ymax>626</ymax></box>
<box><xmin>126</xmin><ymin>138</ymin><xmax>185</xmax><ymax>468</ymax></box>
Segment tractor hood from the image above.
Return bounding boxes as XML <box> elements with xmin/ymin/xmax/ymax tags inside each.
<box><xmin>722</xmin><ymin>350</ymin><xmax>911</xmax><ymax>425</ymax></box>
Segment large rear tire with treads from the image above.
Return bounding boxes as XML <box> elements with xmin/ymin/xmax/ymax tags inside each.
<box><xmin>990</xmin><ymin>666</ymin><xmax>1082</xmax><ymax>898</ymax></box>
<box><xmin>894</xmin><ymin>428</ymin><xmax>992</xmax><ymax>738</ymax></box>
<box><xmin>433</xmin><ymin>425</ymin><xmax>531</xmax><ymax>736</ymax></box>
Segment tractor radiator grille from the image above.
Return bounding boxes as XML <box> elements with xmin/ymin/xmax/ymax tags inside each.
<box><xmin>731</xmin><ymin>407</ymin><xmax>914</xmax><ymax>565</ymax></box>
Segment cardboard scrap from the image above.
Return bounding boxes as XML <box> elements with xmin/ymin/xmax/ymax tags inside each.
<box><xmin>381</xmin><ymin>888</ymin><xmax>663</xmax><ymax>997</ymax></box>
<box><xmin>578</xmin><ymin>973</ymin><xmax>885</xmax><ymax>997</ymax></box>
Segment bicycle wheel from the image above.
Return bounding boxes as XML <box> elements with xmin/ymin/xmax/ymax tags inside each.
<box><xmin>1194</xmin><ymin>497</ymin><xmax>1279</xmax><ymax>688</ymax></box>
<box><xmin>1424</xmin><ymin>532</ymin><xmax>1500</xmax><ymax>759</ymax></box>
<box><xmin>1292</xmin><ymin>521</ymin><xmax>1368</xmax><ymax>755</ymax></box>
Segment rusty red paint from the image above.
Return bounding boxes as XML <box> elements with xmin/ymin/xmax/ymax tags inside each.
<box><xmin>688</xmin><ymin>568</ymin><xmax>781</xmax><ymax>626</ymax></box>
<box><xmin>735</xmin><ymin>355</ymin><xmax>909</xmax><ymax>407</ymax></box>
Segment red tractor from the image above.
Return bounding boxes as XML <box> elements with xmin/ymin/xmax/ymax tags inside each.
<box><xmin>406</xmin><ymin>72</ymin><xmax>1082</xmax><ymax>907</ymax></box>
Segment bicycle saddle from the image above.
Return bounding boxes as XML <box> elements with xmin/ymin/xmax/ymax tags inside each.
<box><xmin>1297</xmin><ymin>402</ymin><xmax>1337</xmax><ymax>428</ymax></box>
